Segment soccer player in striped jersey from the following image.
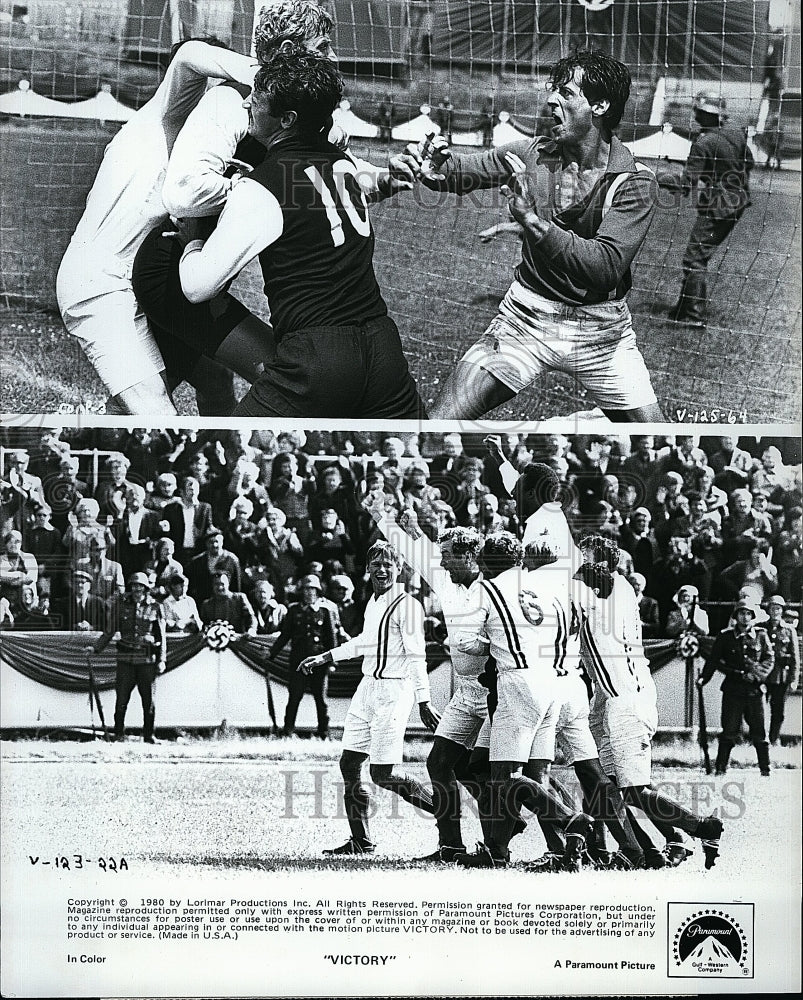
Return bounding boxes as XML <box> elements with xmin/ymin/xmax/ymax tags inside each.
<box><xmin>369</xmin><ymin>495</ymin><xmax>491</xmax><ymax>863</ymax></box>
<box><xmin>575</xmin><ymin>535</ymin><xmax>724</xmax><ymax>869</ymax></box>
<box><xmin>453</xmin><ymin>539</ymin><xmax>594</xmax><ymax>869</ymax></box>
<box><xmin>298</xmin><ymin>541</ymin><xmax>440</xmax><ymax>856</ymax></box>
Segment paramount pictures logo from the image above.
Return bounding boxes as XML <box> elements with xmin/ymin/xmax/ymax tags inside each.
<box><xmin>667</xmin><ymin>903</ymin><xmax>753</xmax><ymax>979</ymax></box>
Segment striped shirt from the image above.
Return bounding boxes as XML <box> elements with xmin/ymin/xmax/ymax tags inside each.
<box><xmin>330</xmin><ymin>585</ymin><xmax>429</xmax><ymax>702</ymax></box>
<box><xmin>456</xmin><ymin>566</ymin><xmax>574</xmax><ymax>677</ymax></box>
<box><xmin>575</xmin><ymin>572</ymin><xmax>651</xmax><ymax>699</ymax></box>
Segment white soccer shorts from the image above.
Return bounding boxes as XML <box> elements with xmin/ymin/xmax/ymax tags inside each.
<box><xmin>57</xmin><ymin>250</ymin><xmax>166</xmax><ymax>396</ymax></box>
<box><xmin>435</xmin><ymin>677</ymin><xmax>489</xmax><ymax>748</ymax></box>
<box><xmin>530</xmin><ymin>671</ymin><xmax>598</xmax><ymax>765</ymax></box>
<box><xmin>489</xmin><ymin>670</ymin><xmax>558</xmax><ymax>764</ymax></box>
<box><xmin>589</xmin><ymin>688</ymin><xmax>658</xmax><ymax>788</ymax></box>
<box><xmin>460</xmin><ymin>279</ymin><xmax>658</xmax><ymax>411</ymax></box>
<box><xmin>341</xmin><ymin>676</ymin><xmax>415</xmax><ymax>765</ymax></box>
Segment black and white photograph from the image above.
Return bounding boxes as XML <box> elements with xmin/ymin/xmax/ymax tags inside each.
<box><xmin>0</xmin><ymin>0</ymin><xmax>800</xmax><ymax>421</ymax></box>
<box><xmin>0</xmin><ymin>423</ymin><xmax>801</xmax><ymax>995</ymax></box>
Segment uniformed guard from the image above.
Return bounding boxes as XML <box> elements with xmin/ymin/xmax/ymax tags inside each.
<box><xmin>763</xmin><ymin>596</ymin><xmax>800</xmax><ymax>745</ymax></box>
<box><xmin>91</xmin><ymin>571</ymin><xmax>167</xmax><ymax>743</ymax></box>
<box><xmin>270</xmin><ymin>574</ymin><xmax>343</xmax><ymax>738</ymax></box>
<box><xmin>698</xmin><ymin>598</ymin><xmax>774</xmax><ymax>775</ymax></box>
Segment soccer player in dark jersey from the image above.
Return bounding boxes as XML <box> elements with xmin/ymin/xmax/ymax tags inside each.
<box><xmin>141</xmin><ymin>48</ymin><xmax>425</xmax><ymax>418</ymax></box>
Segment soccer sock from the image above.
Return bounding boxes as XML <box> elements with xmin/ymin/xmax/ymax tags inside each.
<box><xmin>373</xmin><ymin>770</ymin><xmax>435</xmax><ymax>815</ymax></box>
<box><xmin>574</xmin><ymin>761</ymin><xmax>642</xmax><ymax>857</ymax></box>
<box><xmin>503</xmin><ymin>774</ymin><xmax>572</xmax><ymax>850</ymax></box>
<box><xmin>343</xmin><ymin>780</ymin><xmax>372</xmax><ymax>845</ymax></box>
<box><xmin>622</xmin><ymin>786</ymin><xmax>701</xmax><ymax>837</ymax></box>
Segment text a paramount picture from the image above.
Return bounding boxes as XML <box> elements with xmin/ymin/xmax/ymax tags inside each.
<box><xmin>1</xmin><ymin>424</ymin><xmax>801</xmax><ymax>995</ymax></box>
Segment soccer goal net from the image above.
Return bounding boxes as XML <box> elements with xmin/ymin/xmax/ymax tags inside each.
<box><xmin>0</xmin><ymin>0</ymin><xmax>800</xmax><ymax>421</ymax></box>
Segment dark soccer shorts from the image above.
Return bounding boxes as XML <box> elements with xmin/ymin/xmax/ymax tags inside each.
<box><xmin>233</xmin><ymin>317</ymin><xmax>428</xmax><ymax>419</ymax></box>
<box><xmin>132</xmin><ymin>225</ymin><xmax>252</xmax><ymax>380</ymax></box>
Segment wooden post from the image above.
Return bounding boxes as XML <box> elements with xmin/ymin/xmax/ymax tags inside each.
<box><xmin>499</xmin><ymin>0</ymin><xmax>512</xmax><ymax>82</ymax></box>
<box><xmin>619</xmin><ymin>0</ymin><xmax>631</xmax><ymax>64</ymax></box>
<box><xmin>650</xmin><ymin>0</ymin><xmax>665</xmax><ymax>85</ymax></box>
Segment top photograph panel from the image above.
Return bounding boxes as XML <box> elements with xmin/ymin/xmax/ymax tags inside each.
<box><xmin>1</xmin><ymin>0</ymin><xmax>800</xmax><ymax>423</ymax></box>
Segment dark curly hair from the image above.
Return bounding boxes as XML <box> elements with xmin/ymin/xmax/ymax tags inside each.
<box><xmin>481</xmin><ymin>531</ymin><xmax>523</xmax><ymax>577</ymax></box>
<box><xmin>439</xmin><ymin>526</ymin><xmax>483</xmax><ymax>560</ymax></box>
<box><xmin>253</xmin><ymin>46</ymin><xmax>343</xmax><ymax>133</ymax></box>
<box><xmin>549</xmin><ymin>49</ymin><xmax>631</xmax><ymax>130</ymax></box>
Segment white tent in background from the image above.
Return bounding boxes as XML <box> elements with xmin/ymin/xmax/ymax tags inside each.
<box><xmin>452</xmin><ymin>129</ymin><xmax>483</xmax><ymax>147</ymax></box>
<box><xmin>492</xmin><ymin>111</ymin><xmax>531</xmax><ymax>146</ymax></box>
<box><xmin>331</xmin><ymin>99</ymin><xmax>378</xmax><ymax>139</ymax></box>
<box><xmin>0</xmin><ymin>80</ymin><xmax>69</xmax><ymax>117</ymax></box>
<box><xmin>391</xmin><ymin>105</ymin><xmax>440</xmax><ymax>143</ymax></box>
<box><xmin>624</xmin><ymin>124</ymin><xmax>692</xmax><ymax>162</ymax></box>
<box><xmin>68</xmin><ymin>85</ymin><xmax>134</xmax><ymax>123</ymax></box>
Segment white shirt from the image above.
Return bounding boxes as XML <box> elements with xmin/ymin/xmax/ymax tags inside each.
<box><xmin>127</xmin><ymin>509</ymin><xmax>145</xmax><ymax>544</ymax></box>
<box><xmin>163</xmin><ymin>593</ymin><xmax>202</xmax><ymax>631</ymax></box>
<box><xmin>182</xmin><ymin>503</ymin><xmax>197</xmax><ymax>550</ymax></box>
<box><xmin>377</xmin><ymin>515</ymin><xmax>486</xmax><ymax>680</ymax></box>
<box><xmin>331</xmin><ymin>584</ymin><xmax>429</xmax><ymax>702</ymax></box>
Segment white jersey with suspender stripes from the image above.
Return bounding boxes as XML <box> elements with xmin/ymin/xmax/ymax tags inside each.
<box><xmin>575</xmin><ymin>572</ymin><xmax>653</xmax><ymax>700</ymax></box>
<box><xmin>330</xmin><ymin>584</ymin><xmax>429</xmax><ymax>702</ymax></box>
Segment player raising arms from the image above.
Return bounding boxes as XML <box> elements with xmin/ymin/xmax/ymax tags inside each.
<box><xmin>298</xmin><ymin>541</ymin><xmax>440</xmax><ymax>857</ymax></box>
<box><xmin>408</xmin><ymin>50</ymin><xmax>665</xmax><ymax>422</ymax></box>
<box><xmin>137</xmin><ymin>48</ymin><xmax>426</xmax><ymax>418</ymax></box>
<box><xmin>56</xmin><ymin>37</ymin><xmax>259</xmax><ymax>414</ymax></box>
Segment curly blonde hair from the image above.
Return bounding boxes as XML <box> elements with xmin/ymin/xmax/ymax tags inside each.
<box><xmin>253</xmin><ymin>1</ymin><xmax>333</xmax><ymax>64</ymax></box>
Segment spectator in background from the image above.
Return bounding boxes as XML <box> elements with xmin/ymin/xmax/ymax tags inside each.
<box><xmin>145</xmin><ymin>537</ymin><xmax>184</xmax><ymax>599</ymax></box>
<box><xmin>666</xmin><ymin>584</ymin><xmax>709</xmax><ymax>638</ymax></box>
<box><xmin>430</xmin><ymin>433</ymin><xmax>468</xmax><ymax>477</ymax></box>
<box><xmin>648</xmin><ymin>471</ymin><xmax>685</xmax><ymax>536</ymax></box>
<box><xmin>251</xmin><ymin>579</ymin><xmax>286</xmax><ymax>637</ymax></box>
<box><xmin>27</xmin><ymin>505</ymin><xmax>64</xmax><ymax>602</ymax></box>
<box><xmin>268</xmin><ymin>452</ymin><xmax>314</xmax><ymax>542</ymax></box>
<box><xmin>620</xmin><ymin>434</ymin><xmax>658</xmax><ymax>482</ymax></box>
<box><xmin>617</xmin><ymin>507</ymin><xmax>660</xmax><ymax>580</ymax></box>
<box><xmin>224</xmin><ymin>496</ymin><xmax>264</xmax><ymax>570</ymax></box>
<box><xmin>228</xmin><ymin>460</ymin><xmax>270</xmax><ymax>523</ymax></box>
<box><xmin>749</xmin><ymin>489</ymin><xmax>776</xmax><ymax>538</ymax></box>
<box><xmin>270</xmin><ymin>573</ymin><xmax>343</xmax><ymax>739</ymax></box>
<box><xmin>310</xmin><ymin>464</ymin><xmax>360</xmax><ymax>540</ymax></box>
<box><xmin>162</xmin><ymin>573</ymin><xmax>202</xmax><ymax>633</ymax></box>
<box><xmin>200</xmin><ymin>569</ymin><xmax>257</xmax><ymax>635</ymax></box>
<box><xmin>169</xmin><ymin>476</ymin><xmax>214</xmax><ymax>564</ymax></box>
<box><xmin>717</xmin><ymin>538</ymin><xmax>778</xmax><ymax>606</ymax></box>
<box><xmin>76</xmin><ymin>535</ymin><xmax>124</xmax><ymax>602</ymax></box>
<box><xmin>113</xmin><ymin>486</ymin><xmax>162</xmax><ymax>580</ymax></box>
<box><xmin>709</xmin><ymin>435</ymin><xmax>753</xmax><ymax>494</ymax></box>
<box><xmin>0</xmin><ymin>596</ymin><xmax>13</xmax><ymax>629</ymax></box>
<box><xmin>452</xmin><ymin>458</ymin><xmax>489</xmax><ymax>528</ymax></box>
<box><xmin>307</xmin><ymin>508</ymin><xmax>355</xmax><ymax>574</ymax></box>
<box><xmin>654</xmin><ymin>435</ymin><xmax>707</xmax><ymax>491</ymax></box>
<box><xmin>751</xmin><ymin>446</ymin><xmax>796</xmax><ymax>500</ymax></box>
<box><xmin>11</xmin><ymin>582</ymin><xmax>55</xmax><ymax>631</ymax></box>
<box><xmin>377</xmin><ymin>93</ymin><xmax>395</xmax><ymax>142</ymax></box>
<box><xmin>686</xmin><ymin>490</ymin><xmax>723</xmax><ymax>535</ymax></box>
<box><xmin>94</xmin><ymin>454</ymin><xmax>135</xmax><ymax>520</ymax></box>
<box><xmin>627</xmin><ymin>572</ymin><xmax>660</xmax><ymax>638</ymax></box>
<box><xmin>61</xmin><ymin>569</ymin><xmax>107</xmax><ymax>631</ymax></box>
<box><xmin>774</xmin><ymin>506</ymin><xmax>802</xmax><ymax>601</ymax></box>
<box><xmin>0</xmin><ymin>529</ymin><xmax>39</xmax><ymax>613</ymax></box>
<box><xmin>45</xmin><ymin>455</ymin><xmax>87</xmax><ymax>535</ymax></box>
<box><xmin>188</xmin><ymin>527</ymin><xmax>242</xmax><ymax>603</ymax></box>
<box><xmin>721</xmin><ymin>488</ymin><xmax>773</xmax><ymax>565</ymax></box>
<box><xmin>328</xmin><ymin>574</ymin><xmax>363</xmax><ymax>637</ymax></box>
<box><xmin>401</xmin><ymin>462</ymin><xmax>443</xmax><ymax>532</ymax></box>
<box><xmin>763</xmin><ymin>596</ymin><xmax>800</xmax><ymax>745</ymax></box>
<box><xmin>262</xmin><ymin>508</ymin><xmax>305</xmax><ymax>600</ymax></box>
<box><xmin>649</xmin><ymin>536</ymin><xmax>710</xmax><ymax>629</ymax></box>
<box><xmin>759</xmin><ymin>113</ymin><xmax>785</xmax><ymax>171</ymax></box>
<box><xmin>145</xmin><ymin>472</ymin><xmax>180</xmax><ymax>513</ymax></box>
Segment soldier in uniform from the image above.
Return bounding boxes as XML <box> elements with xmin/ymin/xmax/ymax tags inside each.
<box><xmin>698</xmin><ymin>598</ymin><xmax>774</xmax><ymax>775</ymax></box>
<box><xmin>91</xmin><ymin>572</ymin><xmax>167</xmax><ymax>743</ymax></box>
<box><xmin>763</xmin><ymin>595</ymin><xmax>800</xmax><ymax>745</ymax></box>
<box><xmin>270</xmin><ymin>574</ymin><xmax>344</xmax><ymax>738</ymax></box>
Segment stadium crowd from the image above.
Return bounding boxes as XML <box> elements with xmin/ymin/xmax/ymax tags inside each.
<box><xmin>1</xmin><ymin>428</ymin><xmax>801</xmax><ymax>648</ymax></box>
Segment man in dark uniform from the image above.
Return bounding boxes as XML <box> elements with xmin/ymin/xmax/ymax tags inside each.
<box><xmin>698</xmin><ymin>599</ymin><xmax>774</xmax><ymax>775</ymax></box>
<box><xmin>200</xmin><ymin>568</ymin><xmax>258</xmax><ymax>635</ymax></box>
<box><xmin>763</xmin><ymin>595</ymin><xmax>800</xmax><ymax>745</ymax></box>
<box><xmin>669</xmin><ymin>92</ymin><xmax>754</xmax><ymax>327</ymax></box>
<box><xmin>270</xmin><ymin>573</ymin><xmax>343</xmax><ymax>738</ymax></box>
<box><xmin>91</xmin><ymin>571</ymin><xmax>167</xmax><ymax>743</ymax></box>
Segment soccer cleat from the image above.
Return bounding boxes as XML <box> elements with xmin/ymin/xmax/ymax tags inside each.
<box><xmin>522</xmin><ymin>852</ymin><xmax>563</xmax><ymax>873</ymax></box>
<box><xmin>607</xmin><ymin>851</ymin><xmax>642</xmax><ymax>871</ymax></box>
<box><xmin>455</xmin><ymin>842</ymin><xmax>508</xmax><ymax>869</ymax></box>
<box><xmin>665</xmin><ymin>842</ymin><xmax>694</xmax><ymax>867</ymax></box>
<box><xmin>696</xmin><ymin>815</ymin><xmax>723</xmax><ymax>870</ymax></box>
<box><xmin>414</xmin><ymin>845</ymin><xmax>465</xmax><ymax>864</ymax></box>
<box><xmin>586</xmin><ymin>848</ymin><xmax>612</xmax><ymax>869</ymax></box>
<box><xmin>562</xmin><ymin>813</ymin><xmax>594</xmax><ymax>873</ymax></box>
<box><xmin>643</xmin><ymin>847</ymin><xmax>668</xmax><ymax>870</ymax></box>
<box><xmin>322</xmin><ymin>838</ymin><xmax>375</xmax><ymax>856</ymax></box>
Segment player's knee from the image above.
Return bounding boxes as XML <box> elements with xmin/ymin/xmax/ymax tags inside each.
<box><xmin>369</xmin><ymin>763</ymin><xmax>394</xmax><ymax>788</ymax></box>
<box><xmin>339</xmin><ymin>751</ymin><xmax>363</xmax><ymax>783</ymax></box>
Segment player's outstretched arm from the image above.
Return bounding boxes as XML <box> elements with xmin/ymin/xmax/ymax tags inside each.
<box><xmin>158</xmin><ymin>41</ymin><xmax>257</xmax><ymax>133</ymax></box>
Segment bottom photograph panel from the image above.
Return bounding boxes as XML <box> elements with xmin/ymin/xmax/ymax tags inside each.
<box><xmin>1</xmin><ymin>424</ymin><xmax>801</xmax><ymax>997</ymax></box>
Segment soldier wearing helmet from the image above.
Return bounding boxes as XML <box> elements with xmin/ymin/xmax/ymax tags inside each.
<box><xmin>669</xmin><ymin>90</ymin><xmax>754</xmax><ymax>327</ymax></box>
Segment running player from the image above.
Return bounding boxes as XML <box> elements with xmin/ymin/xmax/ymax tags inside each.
<box><xmin>298</xmin><ymin>540</ymin><xmax>440</xmax><ymax>856</ymax></box>
<box><xmin>406</xmin><ymin>50</ymin><xmax>664</xmax><ymax>422</ymax></box>
<box><xmin>152</xmin><ymin>49</ymin><xmax>425</xmax><ymax>417</ymax></box>
<box><xmin>575</xmin><ymin>535</ymin><xmax>724</xmax><ymax>869</ymax></box>
<box><xmin>56</xmin><ymin>38</ymin><xmax>258</xmax><ymax>414</ymax></box>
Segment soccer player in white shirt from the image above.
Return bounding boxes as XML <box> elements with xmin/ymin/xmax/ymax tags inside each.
<box><xmin>454</xmin><ymin>539</ymin><xmax>594</xmax><ymax>869</ymax></box>
<box><xmin>56</xmin><ymin>39</ymin><xmax>259</xmax><ymax>414</ymax></box>
<box><xmin>576</xmin><ymin>535</ymin><xmax>724</xmax><ymax>868</ymax></box>
<box><xmin>370</xmin><ymin>496</ymin><xmax>491</xmax><ymax>862</ymax></box>
<box><xmin>299</xmin><ymin>540</ymin><xmax>440</xmax><ymax>856</ymax></box>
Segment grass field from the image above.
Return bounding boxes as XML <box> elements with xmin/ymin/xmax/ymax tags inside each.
<box><xmin>1</xmin><ymin>121</ymin><xmax>800</xmax><ymax>421</ymax></box>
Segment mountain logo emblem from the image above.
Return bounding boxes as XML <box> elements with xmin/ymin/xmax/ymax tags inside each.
<box><xmin>668</xmin><ymin>905</ymin><xmax>753</xmax><ymax>978</ymax></box>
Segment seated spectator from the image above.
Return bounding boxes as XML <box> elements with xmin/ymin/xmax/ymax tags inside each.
<box><xmin>774</xmin><ymin>506</ymin><xmax>802</xmax><ymax>601</ymax></box>
<box><xmin>11</xmin><ymin>583</ymin><xmax>55</xmax><ymax>630</ymax></box>
<box><xmin>145</xmin><ymin>537</ymin><xmax>184</xmax><ymax>599</ymax></box>
<box><xmin>750</xmin><ymin>488</ymin><xmax>778</xmax><ymax>537</ymax></box>
<box><xmin>224</xmin><ymin>496</ymin><xmax>265</xmax><ymax>569</ymax></box>
<box><xmin>162</xmin><ymin>573</ymin><xmax>202</xmax><ymax>633</ymax></box>
<box><xmin>26</xmin><ymin>505</ymin><xmax>64</xmax><ymax>601</ymax></box>
<box><xmin>0</xmin><ymin>529</ymin><xmax>39</xmax><ymax>612</ymax></box>
<box><xmin>60</xmin><ymin>569</ymin><xmax>106</xmax><ymax>631</ymax></box>
<box><xmin>251</xmin><ymin>579</ymin><xmax>287</xmax><ymax>637</ymax></box>
<box><xmin>709</xmin><ymin>435</ymin><xmax>753</xmax><ymax>494</ymax></box>
<box><xmin>145</xmin><ymin>472</ymin><xmax>180</xmax><ymax>512</ymax></box>
<box><xmin>188</xmin><ymin>527</ymin><xmax>243</xmax><ymax>603</ymax></box>
<box><xmin>686</xmin><ymin>490</ymin><xmax>723</xmax><ymax>534</ymax></box>
<box><xmin>327</xmin><ymin>574</ymin><xmax>363</xmax><ymax>637</ymax></box>
<box><xmin>200</xmin><ymin>569</ymin><xmax>257</xmax><ymax>635</ymax></box>
<box><xmin>751</xmin><ymin>446</ymin><xmax>797</xmax><ymax>504</ymax></box>
<box><xmin>666</xmin><ymin>584</ymin><xmax>710</xmax><ymax>638</ymax></box>
<box><xmin>76</xmin><ymin>536</ymin><xmax>125</xmax><ymax>602</ymax></box>
<box><xmin>307</xmin><ymin>508</ymin><xmax>355</xmax><ymax>572</ymax></box>
<box><xmin>627</xmin><ymin>572</ymin><xmax>660</xmax><ymax>638</ymax></box>
<box><xmin>717</xmin><ymin>538</ymin><xmax>778</xmax><ymax>605</ymax></box>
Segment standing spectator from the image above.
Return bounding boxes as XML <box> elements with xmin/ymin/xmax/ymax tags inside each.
<box><xmin>268</xmin><ymin>452</ymin><xmax>314</xmax><ymax>542</ymax></box>
<box><xmin>759</xmin><ymin>113</ymin><xmax>785</xmax><ymax>170</ymax></box>
<box><xmin>774</xmin><ymin>506</ymin><xmax>802</xmax><ymax>601</ymax></box>
<box><xmin>1</xmin><ymin>450</ymin><xmax>46</xmax><ymax>537</ymax></box>
<box><xmin>669</xmin><ymin>93</ymin><xmax>753</xmax><ymax>327</ymax></box>
<box><xmin>45</xmin><ymin>455</ymin><xmax>87</xmax><ymax>535</ymax></box>
<box><xmin>251</xmin><ymin>580</ymin><xmax>286</xmax><ymax>637</ymax></box>
<box><xmin>94</xmin><ymin>454</ymin><xmax>135</xmax><ymax>520</ymax></box>
<box><xmin>619</xmin><ymin>507</ymin><xmax>660</xmax><ymax>579</ymax></box>
<box><xmin>401</xmin><ymin>462</ymin><xmax>443</xmax><ymax>535</ymax></box>
<box><xmin>63</xmin><ymin>497</ymin><xmax>116</xmax><ymax>567</ymax></box>
<box><xmin>307</xmin><ymin>508</ymin><xmax>355</xmax><ymax>573</ymax></box>
<box><xmin>0</xmin><ymin>530</ymin><xmax>39</xmax><ymax>612</ymax></box>
<box><xmin>262</xmin><ymin>508</ymin><xmax>305</xmax><ymax>599</ymax></box>
<box><xmin>750</xmin><ymin>446</ymin><xmax>797</xmax><ymax>503</ymax></box>
<box><xmin>709</xmin><ymin>435</ymin><xmax>753</xmax><ymax>494</ymax></box>
<box><xmin>145</xmin><ymin>537</ymin><xmax>184</xmax><ymax>599</ymax></box>
<box><xmin>328</xmin><ymin>574</ymin><xmax>363</xmax><ymax>637</ymax></box>
<box><xmin>435</xmin><ymin>96</ymin><xmax>454</xmax><ymax>143</ymax></box>
<box><xmin>377</xmin><ymin>93</ymin><xmax>395</xmax><ymax>142</ymax></box>
<box><xmin>187</xmin><ymin>527</ymin><xmax>242</xmax><ymax>603</ymax></box>
<box><xmin>91</xmin><ymin>572</ymin><xmax>166</xmax><ymax>743</ymax></box>
<box><xmin>144</xmin><ymin>472</ymin><xmax>180</xmax><ymax>513</ymax></box>
<box><xmin>721</xmin><ymin>488</ymin><xmax>773</xmax><ymax>564</ymax></box>
<box><xmin>763</xmin><ymin>596</ymin><xmax>800</xmax><ymax>745</ymax></box>
<box><xmin>620</xmin><ymin>434</ymin><xmax>658</xmax><ymax>483</ymax></box>
<box><xmin>76</xmin><ymin>536</ymin><xmax>125</xmax><ymax>602</ymax></box>
<box><xmin>666</xmin><ymin>585</ymin><xmax>710</xmax><ymax>638</ymax></box>
<box><xmin>200</xmin><ymin>569</ymin><xmax>257</xmax><ymax>635</ymax></box>
<box><xmin>698</xmin><ymin>599</ymin><xmax>773</xmax><ymax>775</ymax></box>
<box><xmin>649</xmin><ymin>536</ymin><xmax>710</xmax><ymax>628</ymax></box>
<box><xmin>627</xmin><ymin>572</ymin><xmax>660</xmax><ymax>639</ymax></box>
<box><xmin>452</xmin><ymin>458</ymin><xmax>489</xmax><ymax>528</ymax></box>
<box><xmin>11</xmin><ymin>583</ymin><xmax>55</xmax><ymax>631</ymax></box>
<box><xmin>60</xmin><ymin>569</ymin><xmax>107</xmax><ymax>631</ymax></box>
<box><xmin>480</xmin><ymin>94</ymin><xmax>495</xmax><ymax>148</ymax></box>
<box><xmin>270</xmin><ymin>574</ymin><xmax>343</xmax><ymax>739</ymax></box>
<box><xmin>224</xmin><ymin>496</ymin><xmax>264</xmax><ymax>570</ymax></box>
<box><xmin>162</xmin><ymin>573</ymin><xmax>202</xmax><ymax>633</ymax></box>
<box><xmin>310</xmin><ymin>464</ymin><xmax>360</xmax><ymax>539</ymax></box>
<box><xmin>717</xmin><ymin>539</ymin><xmax>778</xmax><ymax>606</ymax></box>
<box><xmin>228</xmin><ymin>460</ymin><xmax>271</xmax><ymax>523</ymax></box>
<box><xmin>26</xmin><ymin>505</ymin><xmax>64</xmax><ymax>602</ymax></box>
<box><xmin>113</xmin><ymin>486</ymin><xmax>162</xmax><ymax>580</ymax></box>
<box><xmin>168</xmin><ymin>476</ymin><xmax>214</xmax><ymax>565</ymax></box>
